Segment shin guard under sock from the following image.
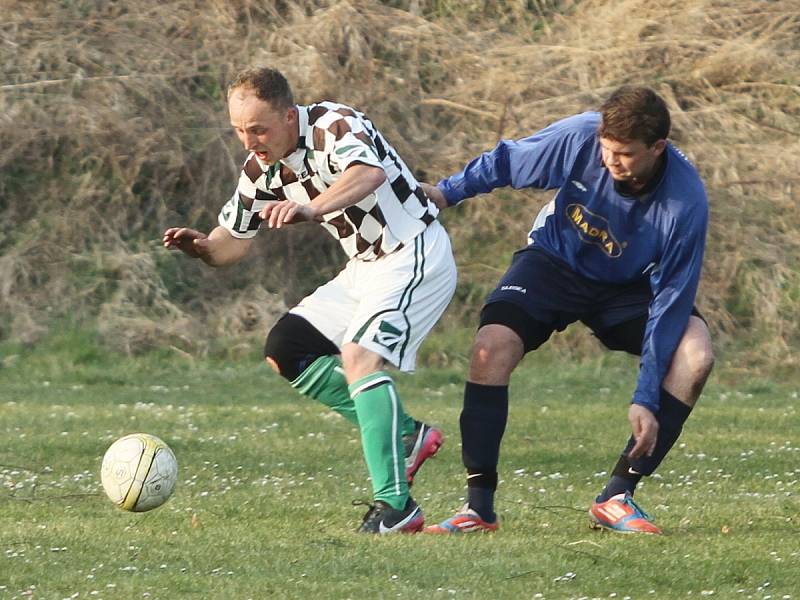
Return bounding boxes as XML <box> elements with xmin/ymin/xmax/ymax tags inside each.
<box><xmin>349</xmin><ymin>372</ymin><xmax>410</xmax><ymax>510</ymax></box>
<box><xmin>598</xmin><ymin>388</ymin><xmax>693</xmax><ymax>501</ymax></box>
<box><xmin>461</xmin><ymin>382</ymin><xmax>508</xmax><ymax>521</ymax></box>
<box><xmin>292</xmin><ymin>356</ymin><xmax>415</xmax><ymax>436</ymax></box>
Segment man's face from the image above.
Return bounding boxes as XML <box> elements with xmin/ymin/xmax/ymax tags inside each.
<box><xmin>599</xmin><ymin>136</ymin><xmax>666</xmax><ymax>186</ymax></box>
<box><xmin>228</xmin><ymin>88</ymin><xmax>298</xmax><ymax>165</ymax></box>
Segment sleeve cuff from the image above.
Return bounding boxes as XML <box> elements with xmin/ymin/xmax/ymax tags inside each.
<box><xmin>630</xmin><ymin>395</ymin><xmax>660</xmax><ymax>414</ymax></box>
<box><xmin>437</xmin><ymin>179</ymin><xmax>465</xmax><ymax>206</ymax></box>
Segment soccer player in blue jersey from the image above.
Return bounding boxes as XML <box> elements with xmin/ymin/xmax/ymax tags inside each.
<box><xmin>422</xmin><ymin>86</ymin><xmax>714</xmax><ymax>534</ymax></box>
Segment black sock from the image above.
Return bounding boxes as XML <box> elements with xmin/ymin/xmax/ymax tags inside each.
<box><xmin>598</xmin><ymin>388</ymin><xmax>692</xmax><ymax>501</ymax></box>
<box><xmin>597</xmin><ymin>455</ymin><xmax>642</xmax><ymax>502</ymax></box>
<box><xmin>467</xmin><ymin>472</ymin><xmax>498</xmax><ymax>522</ymax></box>
<box><xmin>460</xmin><ymin>382</ymin><xmax>508</xmax><ymax>522</ymax></box>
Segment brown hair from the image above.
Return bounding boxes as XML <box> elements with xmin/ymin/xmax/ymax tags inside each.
<box><xmin>598</xmin><ymin>86</ymin><xmax>670</xmax><ymax>146</ymax></box>
<box><xmin>227</xmin><ymin>67</ymin><xmax>294</xmax><ymax>110</ymax></box>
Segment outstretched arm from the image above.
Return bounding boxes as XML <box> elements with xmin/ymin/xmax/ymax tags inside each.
<box><xmin>163</xmin><ymin>225</ymin><xmax>253</xmax><ymax>267</ymax></box>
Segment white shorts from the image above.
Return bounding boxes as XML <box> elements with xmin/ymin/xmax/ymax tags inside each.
<box><xmin>290</xmin><ymin>221</ymin><xmax>457</xmax><ymax>372</ymax></box>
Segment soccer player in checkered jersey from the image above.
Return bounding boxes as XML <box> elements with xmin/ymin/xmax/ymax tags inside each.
<box><xmin>163</xmin><ymin>67</ymin><xmax>455</xmax><ymax>534</ymax></box>
<box><xmin>422</xmin><ymin>86</ymin><xmax>714</xmax><ymax>535</ymax></box>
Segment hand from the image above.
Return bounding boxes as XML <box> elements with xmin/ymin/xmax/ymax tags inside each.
<box><xmin>259</xmin><ymin>200</ymin><xmax>317</xmax><ymax>229</ymax></box>
<box><xmin>627</xmin><ymin>404</ymin><xmax>659</xmax><ymax>459</ymax></box>
<box><xmin>163</xmin><ymin>227</ymin><xmax>210</xmax><ymax>259</ymax></box>
<box><xmin>420</xmin><ymin>182</ymin><xmax>448</xmax><ymax>210</ymax></box>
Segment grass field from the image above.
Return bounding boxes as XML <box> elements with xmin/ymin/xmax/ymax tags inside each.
<box><xmin>1</xmin><ymin>331</ymin><xmax>798</xmax><ymax>599</ymax></box>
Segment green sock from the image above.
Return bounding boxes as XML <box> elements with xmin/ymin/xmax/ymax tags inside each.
<box><xmin>349</xmin><ymin>371</ymin><xmax>410</xmax><ymax>510</ymax></box>
<box><xmin>291</xmin><ymin>356</ymin><xmax>358</xmax><ymax>425</ymax></box>
<box><xmin>290</xmin><ymin>356</ymin><xmax>416</xmax><ymax>436</ymax></box>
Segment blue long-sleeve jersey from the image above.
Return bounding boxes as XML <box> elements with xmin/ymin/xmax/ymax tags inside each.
<box><xmin>439</xmin><ymin>112</ymin><xmax>708</xmax><ymax>413</ymax></box>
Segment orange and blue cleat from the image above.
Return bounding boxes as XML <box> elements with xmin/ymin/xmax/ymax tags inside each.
<box><xmin>589</xmin><ymin>492</ymin><xmax>662</xmax><ymax>535</ymax></box>
<box><xmin>423</xmin><ymin>505</ymin><xmax>499</xmax><ymax>534</ymax></box>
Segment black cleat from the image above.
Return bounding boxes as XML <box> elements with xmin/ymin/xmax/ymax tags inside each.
<box><xmin>356</xmin><ymin>497</ymin><xmax>425</xmax><ymax>534</ymax></box>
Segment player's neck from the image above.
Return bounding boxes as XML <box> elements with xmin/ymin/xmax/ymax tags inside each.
<box><xmin>617</xmin><ymin>154</ymin><xmax>666</xmax><ymax>197</ymax></box>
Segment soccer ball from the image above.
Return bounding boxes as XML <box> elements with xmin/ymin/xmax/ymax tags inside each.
<box><xmin>101</xmin><ymin>433</ymin><xmax>178</xmax><ymax>512</ymax></box>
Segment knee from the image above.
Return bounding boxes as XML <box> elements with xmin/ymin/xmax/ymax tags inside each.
<box><xmin>339</xmin><ymin>344</ymin><xmax>361</xmax><ymax>372</ymax></box>
<box><xmin>265</xmin><ymin>355</ymin><xmax>281</xmax><ymax>374</ymax></box>
<box><xmin>687</xmin><ymin>343</ymin><xmax>715</xmax><ymax>384</ymax></box>
<box><xmin>471</xmin><ymin>335</ymin><xmax>500</xmax><ymax>372</ymax></box>
<box><xmin>469</xmin><ymin>325</ymin><xmax>523</xmax><ymax>385</ymax></box>
<box><xmin>678</xmin><ymin>317</ymin><xmax>715</xmax><ymax>385</ymax></box>
<box><xmin>340</xmin><ymin>343</ymin><xmax>384</xmax><ymax>382</ymax></box>
<box><xmin>681</xmin><ymin>324</ymin><xmax>715</xmax><ymax>386</ymax></box>
<box><xmin>264</xmin><ymin>320</ymin><xmax>292</xmax><ymax>379</ymax></box>
<box><xmin>264</xmin><ymin>313</ymin><xmax>340</xmax><ymax>381</ymax></box>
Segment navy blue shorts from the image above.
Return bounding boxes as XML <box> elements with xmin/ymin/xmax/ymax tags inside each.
<box><xmin>481</xmin><ymin>246</ymin><xmax>702</xmax><ymax>355</ymax></box>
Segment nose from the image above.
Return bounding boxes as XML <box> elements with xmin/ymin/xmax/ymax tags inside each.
<box><xmin>242</xmin><ymin>131</ymin><xmax>258</xmax><ymax>150</ymax></box>
<box><xmin>606</xmin><ymin>151</ymin><xmax>620</xmax><ymax>166</ymax></box>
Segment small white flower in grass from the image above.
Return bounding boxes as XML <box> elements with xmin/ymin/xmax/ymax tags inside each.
<box><xmin>553</xmin><ymin>571</ymin><xmax>576</xmax><ymax>582</ymax></box>
<box><xmin>701</xmin><ymin>591</ymin><xmax>715</xmax><ymax>596</ymax></box>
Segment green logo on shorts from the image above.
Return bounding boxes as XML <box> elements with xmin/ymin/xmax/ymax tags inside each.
<box><xmin>373</xmin><ymin>321</ymin><xmax>403</xmax><ymax>352</ymax></box>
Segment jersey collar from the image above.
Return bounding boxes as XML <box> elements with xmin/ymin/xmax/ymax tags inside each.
<box><xmin>296</xmin><ymin>104</ymin><xmax>309</xmax><ymax>150</ymax></box>
<box><xmin>280</xmin><ymin>105</ymin><xmax>310</xmax><ymax>171</ymax></box>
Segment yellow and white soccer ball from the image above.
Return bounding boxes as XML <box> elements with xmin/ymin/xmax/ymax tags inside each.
<box><xmin>101</xmin><ymin>433</ymin><xmax>178</xmax><ymax>512</ymax></box>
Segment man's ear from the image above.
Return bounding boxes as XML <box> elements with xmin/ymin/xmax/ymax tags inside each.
<box><xmin>652</xmin><ymin>139</ymin><xmax>667</xmax><ymax>156</ymax></box>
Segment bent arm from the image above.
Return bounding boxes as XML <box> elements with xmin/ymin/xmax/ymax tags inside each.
<box><xmin>199</xmin><ymin>226</ymin><xmax>254</xmax><ymax>266</ymax></box>
<box><xmin>308</xmin><ymin>163</ymin><xmax>386</xmax><ymax>216</ymax></box>
<box><xmin>262</xmin><ymin>163</ymin><xmax>387</xmax><ymax>228</ymax></box>
<box><xmin>164</xmin><ymin>225</ymin><xmax>253</xmax><ymax>267</ymax></box>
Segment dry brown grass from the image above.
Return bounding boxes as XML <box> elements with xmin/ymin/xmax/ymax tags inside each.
<box><xmin>1</xmin><ymin>0</ymin><xmax>798</xmax><ymax>364</ymax></box>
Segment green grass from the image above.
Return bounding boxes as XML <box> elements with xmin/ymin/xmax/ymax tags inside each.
<box><xmin>1</xmin><ymin>331</ymin><xmax>798</xmax><ymax>599</ymax></box>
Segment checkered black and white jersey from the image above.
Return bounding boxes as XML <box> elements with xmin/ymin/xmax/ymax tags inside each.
<box><xmin>218</xmin><ymin>102</ymin><xmax>438</xmax><ymax>261</ymax></box>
